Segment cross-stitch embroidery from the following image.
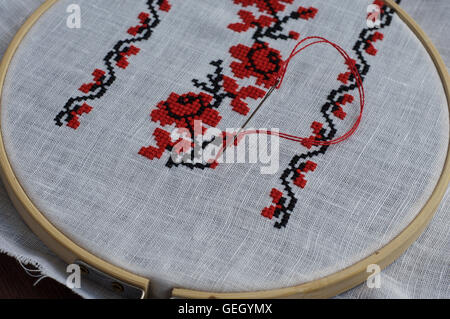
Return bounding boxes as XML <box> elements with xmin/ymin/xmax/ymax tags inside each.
<box><xmin>141</xmin><ymin>0</ymin><xmax>319</xmax><ymax>169</ymax></box>
<box><xmin>54</xmin><ymin>0</ymin><xmax>171</xmax><ymax>128</ymax></box>
<box><xmin>261</xmin><ymin>0</ymin><xmax>401</xmax><ymax>228</ymax></box>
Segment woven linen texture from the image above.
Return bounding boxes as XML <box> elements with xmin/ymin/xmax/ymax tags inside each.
<box><xmin>0</xmin><ymin>0</ymin><xmax>448</xmax><ymax>298</ymax></box>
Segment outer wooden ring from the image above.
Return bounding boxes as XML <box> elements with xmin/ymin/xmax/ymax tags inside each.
<box><xmin>0</xmin><ymin>0</ymin><xmax>448</xmax><ymax>299</ymax></box>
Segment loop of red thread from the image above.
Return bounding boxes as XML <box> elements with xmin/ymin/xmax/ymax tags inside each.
<box><xmin>255</xmin><ymin>36</ymin><xmax>365</xmax><ymax>147</ymax></box>
<box><xmin>210</xmin><ymin>36</ymin><xmax>365</xmax><ymax>166</ymax></box>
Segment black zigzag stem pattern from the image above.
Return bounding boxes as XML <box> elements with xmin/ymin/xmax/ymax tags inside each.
<box><xmin>179</xmin><ymin>1</ymin><xmax>318</xmax><ymax>170</ymax></box>
<box><xmin>54</xmin><ymin>0</ymin><xmax>161</xmax><ymax>127</ymax></box>
<box><xmin>192</xmin><ymin>1</ymin><xmax>315</xmax><ymax>109</ymax></box>
<box><xmin>274</xmin><ymin>2</ymin><xmax>400</xmax><ymax>229</ymax></box>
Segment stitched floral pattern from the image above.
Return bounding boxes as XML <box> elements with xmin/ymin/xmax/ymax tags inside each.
<box><xmin>261</xmin><ymin>0</ymin><xmax>401</xmax><ymax>229</ymax></box>
<box><xmin>54</xmin><ymin>0</ymin><xmax>171</xmax><ymax>128</ymax></box>
<box><xmin>141</xmin><ymin>0</ymin><xmax>318</xmax><ymax>169</ymax></box>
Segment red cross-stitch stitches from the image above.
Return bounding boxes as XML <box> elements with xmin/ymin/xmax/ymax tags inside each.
<box><xmin>261</xmin><ymin>0</ymin><xmax>399</xmax><ymax>229</ymax></box>
<box><xmin>332</xmin><ymin>93</ymin><xmax>355</xmax><ymax>120</ymax></box>
<box><xmin>337</xmin><ymin>71</ymin><xmax>351</xmax><ymax>84</ymax></box>
<box><xmin>333</xmin><ymin>107</ymin><xmax>347</xmax><ymax>120</ymax></box>
<box><xmin>373</xmin><ymin>0</ymin><xmax>385</xmax><ymax>13</ymax></box>
<box><xmin>138</xmin><ymin>128</ymin><xmax>173</xmax><ymax>160</ymax></box>
<box><xmin>261</xmin><ymin>188</ymin><xmax>284</xmax><ymax>219</ymax></box>
<box><xmin>222</xmin><ymin>76</ymin><xmax>266</xmax><ymax>115</ymax></box>
<box><xmin>54</xmin><ymin>0</ymin><xmax>399</xmax><ymax>229</ymax></box>
<box><xmin>151</xmin><ymin>92</ymin><xmax>221</xmax><ymax>129</ymax></box>
<box><xmin>297</xmin><ymin>6</ymin><xmax>318</xmax><ymax>20</ymax></box>
<box><xmin>292</xmin><ymin>160</ymin><xmax>317</xmax><ymax>188</ymax></box>
<box><xmin>117</xmin><ymin>45</ymin><xmax>140</xmax><ymax>69</ymax></box>
<box><xmin>141</xmin><ymin>0</ymin><xmax>319</xmax><ymax>170</ymax></box>
<box><xmin>226</xmin><ymin>1</ymin><xmax>319</xmax><ymax>91</ymax></box>
<box><xmin>78</xmin><ymin>69</ymin><xmax>106</xmax><ymax>93</ymax></box>
<box><xmin>299</xmin><ymin>121</ymin><xmax>324</xmax><ymax>149</ymax></box>
<box><xmin>66</xmin><ymin>103</ymin><xmax>93</xmax><ymax>129</ymax></box>
<box><xmin>158</xmin><ymin>0</ymin><xmax>171</xmax><ymax>12</ymax></box>
<box><xmin>127</xmin><ymin>12</ymin><xmax>150</xmax><ymax>36</ymax></box>
<box><xmin>228</xmin><ymin>10</ymin><xmax>275</xmax><ymax>33</ymax></box>
<box><xmin>233</xmin><ymin>0</ymin><xmax>294</xmax><ymax>13</ymax></box>
<box><xmin>55</xmin><ymin>0</ymin><xmax>171</xmax><ymax>128</ymax></box>
<box><xmin>365</xmin><ymin>31</ymin><xmax>384</xmax><ymax>56</ymax></box>
<box><xmin>229</xmin><ymin>42</ymin><xmax>283</xmax><ymax>89</ymax></box>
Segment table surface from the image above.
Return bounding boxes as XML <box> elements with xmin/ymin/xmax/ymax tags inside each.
<box><xmin>0</xmin><ymin>253</ymin><xmax>81</xmax><ymax>299</ymax></box>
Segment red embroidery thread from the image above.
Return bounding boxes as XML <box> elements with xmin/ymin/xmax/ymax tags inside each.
<box><xmin>260</xmin><ymin>0</ymin><xmax>398</xmax><ymax>228</ymax></box>
<box><xmin>55</xmin><ymin>0</ymin><xmax>171</xmax><ymax>128</ymax></box>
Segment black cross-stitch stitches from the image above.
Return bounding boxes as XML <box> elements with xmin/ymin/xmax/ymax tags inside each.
<box><xmin>143</xmin><ymin>0</ymin><xmax>319</xmax><ymax>170</ymax></box>
<box><xmin>265</xmin><ymin>0</ymin><xmax>401</xmax><ymax>229</ymax></box>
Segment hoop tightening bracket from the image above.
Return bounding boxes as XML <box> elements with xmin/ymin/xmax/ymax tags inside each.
<box><xmin>75</xmin><ymin>260</ymin><xmax>145</xmax><ymax>299</ymax></box>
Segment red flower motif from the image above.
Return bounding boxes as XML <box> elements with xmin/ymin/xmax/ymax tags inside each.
<box><xmin>158</xmin><ymin>0</ymin><xmax>171</xmax><ymax>12</ymax></box>
<box><xmin>222</xmin><ymin>76</ymin><xmax>266</xmax><ymax>115</ymax></box>
<box><xmin>337</xmin><ymin>72</ymin><xmax>351</xmax><ymax>84</ymax></box>
<box><xmin>228</xmin><ymin>10</ymin><xmax>275</xmax><ymax>33</ymax></box>
<box><xmin>297</xmin><ymin>6</ymin><xmax>318</xmax><ymax>20</ymax></box>
<box><xmin>151</xmin><ymin>92</ymin><xmax>221</xmax><ymax>128</ymax></box>
<box><xmin>289</xmin><ymin>31</ymin><xmax>300</xmax><ymax>40</ymax></box>
<box><xmin>373</xmin><ymin>0</ymin><xmax>385</xmax><ymax>13</ymax></box>
<box><xmin>229</xmin><ymin>42</ymin><xmax>283</xmax><ymax>89</ymax></box>
<box><xmin>261</xmin><ymin>187</ymin><xmax>284</xmax><ymax>219</ymax></box>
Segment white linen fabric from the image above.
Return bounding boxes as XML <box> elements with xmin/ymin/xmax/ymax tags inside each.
<box><xmin>338</xmin><ymin>0</ymin><xmax>450</xmax><ymax>299</ymax></box>
<box><xmin>0</xmin><ymin>0</ymin><xmax>118</xmax><ymax>298</ymax></box>
<box><xmin>0</xmin><ymin>0</ymin><xmax>448</xmax><ymax>299</ymax></box>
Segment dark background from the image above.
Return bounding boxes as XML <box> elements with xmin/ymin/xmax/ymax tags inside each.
<box><xmin>0</xmin><ymin>253</ymin><xmax>80</xmax><ymax>299</ymax></box>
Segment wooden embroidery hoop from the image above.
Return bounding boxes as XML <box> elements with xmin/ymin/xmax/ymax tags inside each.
<box><xmin>0</xmin><ymin>0</ymin><xmax>448</xmax><ymax>298</ymax></box>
